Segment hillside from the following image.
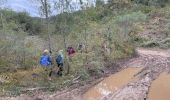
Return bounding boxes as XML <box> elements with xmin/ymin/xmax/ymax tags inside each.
<box><xmin>0</xmin><ymin>0</ymin><xmax>170</xmax><ymax>99</ymax></box>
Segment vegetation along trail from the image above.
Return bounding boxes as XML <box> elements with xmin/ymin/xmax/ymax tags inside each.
<box><xmin>2</xmin><ymin>48</ymin><xmax>170</xmax><ymax>100</ymax></box>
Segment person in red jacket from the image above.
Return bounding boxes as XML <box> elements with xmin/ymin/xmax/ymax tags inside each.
<box><xmin>67</xmin><ymin>46</ymin><xmax>75</xmax><ymax>56</ymax></box>
<box><xmin>67</xmin><ymin>46</ymin><xmax>75</xmax><ymax>61</ymax></box>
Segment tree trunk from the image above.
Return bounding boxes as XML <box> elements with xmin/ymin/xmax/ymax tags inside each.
<box><xmin>84</xmin><ymin>27</ymin><xmax>87</xmax><ymax>52</ymax></box>
<box><xmin>44</xmin><ymin>0</ymin><xmax>52</xmax><ymax>54</ymax></box>
<box><xmin>1</xmin><ymin>13</ymin><xmax>6</xmax><ymax>39</ymax></box>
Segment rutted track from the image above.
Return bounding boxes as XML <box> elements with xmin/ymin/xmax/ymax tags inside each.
<box><xmin>105</xmin><ymin>48</ymin><xmax>170</xmax><ymax>100</ymax></box>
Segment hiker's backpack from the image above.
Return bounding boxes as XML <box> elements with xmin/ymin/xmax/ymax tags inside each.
<box><xmin>56</xmin><ymin>55</ymin><xmax>63</xmax><ymax>64</ymax></box>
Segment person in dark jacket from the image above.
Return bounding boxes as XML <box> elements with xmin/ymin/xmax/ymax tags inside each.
<box><xmin>77</xmin><ymin>43</ymin><xmax>85</xmax><ymax>53</ymax></box>
<box><xmin>56</xmin><ymin>50</ymin><xmax>64</xmax><ymax>76</ymax></box>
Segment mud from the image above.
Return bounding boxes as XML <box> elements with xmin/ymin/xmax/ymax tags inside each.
<box><xmin>83</xmin><ymin>68</ymin><xmax>141</xmax><ymax>100</ymax></box>
<box><xmin>106</xmin><ymin>48</ymin><xmax>170</xmax><ymax>100</ymax></box>
<box><xmin>148</xmin><ymin>73</ymin><xmax>170</xmax><ymax>100</ymax></box>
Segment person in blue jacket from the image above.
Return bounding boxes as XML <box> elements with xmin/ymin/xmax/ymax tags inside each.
<box><xmin>40</xmin><ymin>49</ymin><xmax>53</xmax><ymax>80</ymax></box>
<box><xmin>56</xmin><ymin>50</ymin><xmax>64</xmax><ymax>76</ymax></box>
<box><xmin>40</xmin><ymin>49</ymin><xmax>52</xmax><ymax>67</ymax></box>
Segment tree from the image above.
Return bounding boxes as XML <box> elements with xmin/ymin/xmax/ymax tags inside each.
<box><xmin>79</xmin><ymin>0</ymin><xmax>91</xmax><ymax>62</ymax></box>
<box><xmin>132</xmin><ymin>0</ymin><xmax>170</xmax><ymax>7</ymax></box>
<box><xmin>96</xmin><ymin>0</ymin><xmax>105</xmax><ymax>7</ymax></box>
<box><xmin>54</xmin><ymin>0</ymin><xmax>75</xmax><ymax>74</ymax></box>
<box><xmin>107</xmin><ymin>0</ymin><xmax>131</xmax><ymax>9</ymax></box>
<box><xmin>30</xmin><ymin>0</ymin><xmax>52</xmax><ymax>52</ymax></box>
<box><xmin>54</xmin><ymin>0</ymin><xmax>73</xmax><ymax>49</ymax></box>
<box><xmin>0</xmin><ymin>0</ymin><xmax>7</xmax><ymax>37</ymax></box>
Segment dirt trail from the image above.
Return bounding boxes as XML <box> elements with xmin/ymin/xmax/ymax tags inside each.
<box><xmin>136</xmin><ymin>48</ymin><xmax>170</xmax><ymax>57</ymax></box>
<box><xmin>1</xmin><ymin>48</ymin><xmax>170</xmax><ymax>100</ymax></box>
<box><xmin>105</xmin><ymin>48</ymin><xmax>170</xmax><ymax>100</ymax></box>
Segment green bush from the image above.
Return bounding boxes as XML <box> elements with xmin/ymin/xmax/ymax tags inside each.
<box><xmin>141</xmin><ymin>40</ymin><xmax>160</xmax><ymax>47</ymax></box>
<box><xmin>114</xmin><ymin>11</ymin><xmax>146</xmax><ymax>24</ymax></box>
<box><xmin>132</xmin><ymin>0</ymin><xmax>170</xmax><ymax>7</ymax></box>
<box><xmin>0</xmin><ymin>9</ymin><xmax>43</xmax><ymax>35</ymax></box>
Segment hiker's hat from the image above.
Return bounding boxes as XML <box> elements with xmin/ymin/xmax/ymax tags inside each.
<box><xmin>58</xmin><ymin>50</ymin><xmax>63</xmax><ymax>54</ymax></box>
<box><xmin>44</xmin><ymin>49</ymin><xmax>49</xmax><ymax>53</ymax></box>
<box><xmin>59</xmin><ymin>50</ymin><xmax>63</xmax><ymax>52</ymax></box>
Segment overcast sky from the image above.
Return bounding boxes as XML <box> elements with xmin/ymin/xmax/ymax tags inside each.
<box><xmin>0</xmin><ymin>0</ymin><xmax>107</xmax><ymax>17</ymax></box>
<box><xmin>1</xmin><ymin>0</ymin><xmax>41</xmax><ymax>16</ymax></box>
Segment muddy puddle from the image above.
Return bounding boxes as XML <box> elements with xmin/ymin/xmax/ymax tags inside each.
<box><xmin>83</xmin><ymin>68</ymin><xmax>141</xmax><ymax>100</ymax></box>
<box><xmin>148</xmin><ymin>73</ymin><xmax>170</xmax><ymax>100</ymax></box>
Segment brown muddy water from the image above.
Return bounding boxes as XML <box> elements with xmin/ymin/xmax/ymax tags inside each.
<box><xmin>83</xmin><ymin>68</ymin><xmax>141</xmax><ymax>100</ymax></box>
<box><xmin>148</xmin><ymin>73</ymin><xmax>170</xmax><ymax>100</ymax></box>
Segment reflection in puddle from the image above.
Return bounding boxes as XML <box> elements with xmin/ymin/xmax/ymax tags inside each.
<box><xmin>83</xmin><ymin>68</ymin><xmax>141</xmax><ymax>100</ymax></box>
<box><xmin>148</xmin><ymin>73</ymin><xmax>170</xmax><ymax>100</ymax></box>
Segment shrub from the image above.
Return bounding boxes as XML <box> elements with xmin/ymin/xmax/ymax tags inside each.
<box><xmin>132</xmin><ymin>0</ymin><xmax>170</xmax><ymax>7</ymax></box>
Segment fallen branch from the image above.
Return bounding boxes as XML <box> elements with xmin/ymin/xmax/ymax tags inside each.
<box><xmin>21</xmin><ymin>87</ymin><xmax>48</xmax><ymax>92</ymax></box>
<box><xmin>72</xmin><ymin>76</ymin><xmax>81</xmax><ymax>82</ymax></box>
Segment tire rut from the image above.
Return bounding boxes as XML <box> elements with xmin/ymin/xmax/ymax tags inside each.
<box><xmin>106</xmin><ymin>48</ymin><xmax>170</xmax><ymax>100</ymax></box>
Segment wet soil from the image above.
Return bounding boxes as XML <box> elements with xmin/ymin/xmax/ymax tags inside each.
<box><xmin>106</xmin><ymin>48</ymin><xmax>170</xmax><ymax>100</ymax></box>
<box><xmin>148</xmin><ymin>73</ymin><xmax>170</xmax><ymax>100</ymax></box>
<box><xmin>83</xmin><ymin>68</ymin><xmax>141</xmax><ymax>100</ymax></box>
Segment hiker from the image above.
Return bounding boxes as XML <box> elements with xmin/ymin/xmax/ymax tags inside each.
<box><xmin>67</xmin><ymin>46</ymin><xmax>75</xmax><ymax>62</ymax></box>
<box><xmin>56</xmin><ymin>50</ymin><xmax>64</xmax><ymax>76</ymax></box>
<box><xmin>67</xmin><ymin>46</ymin><xmax>75</xmax><ymax>56</ymax></box>
<box><xmin>102</xmin><ymin>41</ymin><xmax>110</xmax><ymax>53</ymax></box>
<box><xmin>77</xmin><ymin>43</ymin><xmax>85</xmax><ymax>53</ymax></box>
<box><xmin>40</xmin><ymin>49</ymin><xmax>53</xmax><ymax>80</ymax></box>
<box><xmin>40</xmin><ymin>49</ymin><xmax>52</xmax><ymax>67</ymax></box>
